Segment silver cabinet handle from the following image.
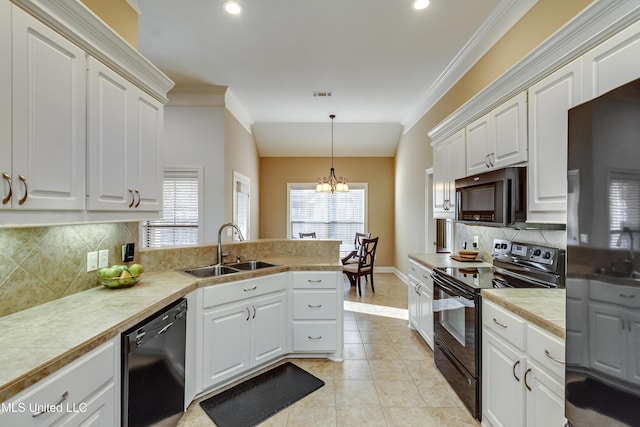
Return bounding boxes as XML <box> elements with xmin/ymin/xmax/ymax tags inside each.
<box><xmin>485</xmin><ymin>154</ymin><xmax>491</xmax><ymax>168</ymax></box>
<box><xmin>252</xmin><ymin>305</ymin><xmax>256</xmax><ymax>319</ymax></box>
<box><xmin>134</xmin><ymin>189</ymin><xmax>141</xmax><ymax>208</ymax></box>
<box><xmin>493</xmin><ymin>318</ymin><xmax>508</xmax><ymax>328</ymax></box>
<box><xmin>128</xmin><ymin>188</ymin><xmax>135</xmax><ymax>208</ymax></box>
<box><xmin>308</xmin><ymin>304</ymin><xmax>322</xmax><ymax>308</ymax></box>
<box><xmin>620</xmin><ymin>293</ymin><xmax>636</xmax><ymax>298</ymax></box>
<box><xmin>513</xmin><ymin>360</ymin><xmax>520</xmax><ymax>382</ymax></box>
<box><xmin>524</xmin><ymin>368</ymin><xmax>532</xmax><ymax>391</ymax></box>
<box><xmin>544</xmin><ymin>349</ymin><xmax>565</xmax><ymax>365</ymax></box>
<box><xmin>32</xmin><ymin>391</ymin><xmax>68</xmax><ymax>417</ymax></box>
<box><xmin>308</xmin><ymin>336</ymin><xmax>322</xmax><ymax>340</ymax></box>
<box><xmin>2</xmin><ymin>172</ymin><xmax>11</xmax><ymax>204</ymax></box>
<box><xmin>18</xmin><ymin>175</ymin><xmax>28</xmax><ymax>205</ymax></box>
<box><xmin>158</xmin><ymin>322</ymin><xmax>173</xmax><ymax>335</ymax></box>
<box><xmin>246</xmin><ymin>307</ymin><xmax>251</xmax><ymax>321</ymax></box>
<box><xmin>243</xmin><ymin>286</ymin><xmax>257</xmax><ymax>292</ymax></box>
<box><xmin>307</xmin><ymin>279</ymin><xmax>322</xmax><ymax>283</ymax></box>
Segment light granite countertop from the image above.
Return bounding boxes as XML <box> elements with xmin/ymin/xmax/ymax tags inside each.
<box><xmin>481</xmin><ymin>288</ymin><xmax>566</xmax><ymax>339</ymax></box>
<box><xmin>0</xmin><ymin>257</ymin><xmax>342</xmax><ymax>403</ymax></box>
<box><xmin>408</xmin><ymin>253</ymin><xmax>493</xmax><ymax>269</ymax></box>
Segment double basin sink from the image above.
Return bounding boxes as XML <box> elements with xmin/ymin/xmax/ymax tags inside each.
<box><xmin>181</xmin><ymin>260</ymin><xmax>278</xmax><ymax>278</ymax></box>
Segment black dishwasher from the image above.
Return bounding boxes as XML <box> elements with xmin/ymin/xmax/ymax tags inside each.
<box><xmin>122</xmin><ymin>298</ymin><xmax>187</xmax><ymax>427</ymax></box>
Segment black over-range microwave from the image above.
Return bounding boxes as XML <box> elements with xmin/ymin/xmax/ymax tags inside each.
<box><xmin>454</xmin><ymin>167</ymin><xmax>526</xmax><ymax>227</ymax></box>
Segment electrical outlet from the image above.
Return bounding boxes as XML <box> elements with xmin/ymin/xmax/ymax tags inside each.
<box><xmin>87</xmin><ymin>251</ymin><xmax>98</xmax><ymax>272</ymax></box>
<box><xmin>98</xmin><ymin>249</ymin><xmax>109</xmax><ymax>268</ymax></box>
<box><xmin>473</xmin><ymin>236</ymin><xmax>479</xmax><ymax>248</ymax></box>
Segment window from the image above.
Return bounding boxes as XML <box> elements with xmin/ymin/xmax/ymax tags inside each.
<box><xmin>141</xmin><ymin>167</ymin><xmax>203</xmax><ymax>248</ymax></box>
<box><xmin>288</xmin><ymin>183</ymin><xmax>367</xmax><ymax>257</ymax></box>
<box><xmin>609</xmin><ymin>169</ymin><xmax>640</xmax><ymax>250</ymax></box>
<box><xmin>233</xmin><ymin>171</ymin><xmax>250</xmax><ymax>240</ymax></box>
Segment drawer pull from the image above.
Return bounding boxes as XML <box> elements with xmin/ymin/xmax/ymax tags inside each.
<box><xmin>134</xmin><ymin>189</ymin><xmax>141</xmax><ymax>208</ymax></box>
<box><xmin>246</xmin><ymin>307</ymin><xmax>251</xmax><ymax>321</ymax></box>
<box><xmin>307</xmin><ymin>279</ymin><xmax>322</xmax><ymax>283</ymax></box>
<box><xmin>308</xmin><ymin>336</ymin><xmax>322</xmax><ymax>340</ymax></box>
<box><xmin>619</xmin><ymin>293</ymin><xmax>636</xmax><ymax>298</ymax></box>
<box><xmin>524</xmin><ymin>368</ymin><xmax>532</xmax><ymax>391</ymax></box>
<box><xmin>2</xmin><ymin>172</ymin><xmax>11</xmax><ymax>204</ymax></box>
<box><xmin>252</xmin><ymin>305</ymin><xmax>256</xmax><ymax>319</ymax></box>
<box><xmin>243</xmin><ymin>286</ymin><xmax>257</xmax><ymax>292</ymax></box>
<box><xmin>513</xmin><ymin>360</ymin><xmax>520</xmax><ymax>382</ymax></box>
<box><xmin>18</xmin><ymin>175</ymin><xmax>28</xmax><ymax>205</ymax></box>
<box><xmin>128</xmin><ymin>188</ymin><xmax>135</xmax><ymax>208</ymax></box>
<box><xmin>32</xmin><ymin>391</ymin><xmax>69</xmax><ymax>417</ymax></box>
<box><xmin>544</xmin><ymin>349</ymin><xmax>565</xmax><ymax>365</ymax></box>
<box><xmin>493</xmin><ymin>318</ymin><xmax>508</xmax><ymax>328</ymax></box>
<box><xmin>308</xmin><ymin>304</ymin><xmax>322</xmax><ymax>308</ymax></box>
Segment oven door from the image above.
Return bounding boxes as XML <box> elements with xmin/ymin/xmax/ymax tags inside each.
<box><xmin>432</xmin><ymin>274</ymin><xmax>479</xmax><ymax>377</ymax></box>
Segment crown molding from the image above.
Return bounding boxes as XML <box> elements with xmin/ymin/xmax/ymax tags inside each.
<box><xmin>428</xmin><ymin>0</ymin><xmax>640</xmax><ymax>144</ymax></box>
<box><xmin>226</xmin><ymin>90</ymin><xmax>254</xmax><ymax>134</ymax></box>
<box><xmin>11</xmin><ymin>0</ymin><xmax>174</xmax><ymax>103</ymax></box>
<box><xmin>168</xmin><ymin>85</ymin><xmax>227</xmax><ymax>106</ymax></box>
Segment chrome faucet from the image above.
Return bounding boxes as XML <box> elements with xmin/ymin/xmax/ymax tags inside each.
<box><xmin>217</xmin><ymin>223</ymin><xmax>245</xmax><ymax>265</ymax></box>
<box><xmin>617</xmin><ymin>227</ymin><xmax>636</xmax><ymax>277</ymax></box>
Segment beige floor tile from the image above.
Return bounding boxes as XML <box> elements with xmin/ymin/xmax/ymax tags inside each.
<box><xmin>334</xmin><ymin>380</ymin><xmax>381</xmax><ymax>407</ymax></box>
<box><xmin>343</xmin><ymin>319</ymin><xmax>359</xmax><ymax>331</ymax></box>
<box><xmin>403</xmin><ymin>358</ymin><xmax>439</xmax><ymax>381</ymax></box>
<box><xmin>394</xmin><ymin>340</ymin><xmax>431</xmax><ymax>361</ymax></box>
<box><xmin>368</xmin><ymin>359</ymin><xmax>412</xmax><ymax>380</ymax></box>
<box><xmin>286</xmin><ymin>406</ymin><xmax>337</xmax><ymax>427</ymax></box>
<box><xmin>382</xmin><ymin>407</ymin><xmax>439</xmax><ymax>427</ymax></box>
<box><xmin>337</xmin><ymin>406</ymin><xmax>387</xmax><ymax>427</ymax></box>
<box><xmin>428</xmin><ymin>407</ymin><xmax>480</xmax><ymax>426</ymax></box>
<box><xmin>335</xmin><ymin>359</ymin><xmax>373</xmax><ymax>380</ymax></box>
<box><xmin>343</xmin><ymin>343</ymin><xmax>367</xmax><ymax>359</ymax></box>
<box><xmin>375</xmin><ymin>380</ymin><xmax>426</xmax><ymax>408</ymax></box>
<box><xmin>359</xmin><ymin>328</ymin><xmax>393</xmax><ymax>344</ymax></box>
<box><xmin>415</xmin><ymin>377</ymin><xmax>463</xmax><ymax>408</ymax></box>
<box><xmin>292</xmin><ymin>359</ymin><xmax>336</xmax><ymax>381</ymax></box>
<box><xmin>364</xmin><ymin>342</ymin><xmax>402</xmax><ymax>360</ymax></box>
<box><xmin>343</xmin><ymin>330</ymin><xmax>362</xmax><ymax>344</ymax></box>
<box><xmin>298</xmin><ymin>381</ymin><xmax>336</xmax><ymax>407</ymax></box>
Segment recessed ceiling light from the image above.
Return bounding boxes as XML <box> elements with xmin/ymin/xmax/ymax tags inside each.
<box><xmin>411</xmin><ymin>0</ymin><xmax>430</xmax><ymax>11</ymax></box>
<box><xmin>223</xmin><ymin>1</ymin><xmax>242</xmax><ymax>15</ymax></box>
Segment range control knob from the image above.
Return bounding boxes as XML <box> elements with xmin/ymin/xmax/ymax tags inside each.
<box><xmin>543</xmin><ymin>252</ymin><xmax>552</xmax><ymax>259</ymax></box>
<box><xmin>533</xmin><ymin>249</ymin><xmax>542</xmax><ymax>256</ymax></box>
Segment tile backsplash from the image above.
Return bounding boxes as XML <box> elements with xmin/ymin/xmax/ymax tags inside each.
<box><xmin>455</xmin><ymin>223</ymin><xmax>567</xmax><ymax>261</ymax></box>
<box><xmin>0</xmin><ymin>222</ymin><xmax>139</xmax><ymax>317</ymax></box>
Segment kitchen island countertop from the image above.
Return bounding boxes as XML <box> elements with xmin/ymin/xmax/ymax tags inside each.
<box><xmin>409</xmin><ymin>253</ymin><xmax>493</xmax><ymax>269</ymax></box>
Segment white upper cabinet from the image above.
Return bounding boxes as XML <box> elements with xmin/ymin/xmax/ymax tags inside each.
<box><xmin>8</xmin><ymin>5</ymin><xmax>86</xmax><ymax>211</ymax></box>
<box><xmin>466</xmin><ymin>91</ymin><xmax>527</xmax><ymax>175</ymax></box>
<box><xmin>583</xmin><ymin>19</ymin><xmax>640</xmax><ymax>102</ymax></box>
<box><xmin>87</xmin><ymin>57</ymin><xmax>162</xmax><ymax>212</ymax></box>
<box><xmin>433</xmin><ymin>129</ymin><xmax>465</xmax><ymax>218</ymax></box>
<box><xmin>527</xmin><ymin>58</ymin><xmax>583</xmax><ymax>224</ymax></box>
<box><xmin>0</xmin><ymin>0</ymin><xmax>10</xmax><ymax>210</ymax></box>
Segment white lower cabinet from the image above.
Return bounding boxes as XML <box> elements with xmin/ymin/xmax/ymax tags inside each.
<box><xmin>0</xmin><ymin>338</ymin><xmax>118</xmax><ymax>427</ymax></box>
<box><xmin>482</xmin><ymin>300</ymin><xmax>565</xmax><ymax>427</ymax></box>
<box><xmin>201</xmin><ymin>274</ymin><xmax>287</xmax><ymax>390</ymax></box>
<box><xmin>290</xmin><ymin>271</ymin><xmax>342</xmax><ymax>357</ymax></box>
<box><xmin>408</xmin><ymin>259</ymin><xmax>433</xmax><ymax>349</ymax></box>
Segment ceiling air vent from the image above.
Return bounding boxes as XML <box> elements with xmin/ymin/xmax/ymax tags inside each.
<box><xmin>313</xmin><ymin>91</ymin><xmax>332</xmax><ymax>97</ymax></box>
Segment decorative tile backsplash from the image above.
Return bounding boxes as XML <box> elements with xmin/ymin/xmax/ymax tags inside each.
<box><xmin>0</xmin><ymin>223</ymin><xmax>139</xmax><ymax>317</ymax></box>
<box><xmin>455</xmin><ymin>223</ymin><xmax>567</xmax><ymax>261</ymax></box>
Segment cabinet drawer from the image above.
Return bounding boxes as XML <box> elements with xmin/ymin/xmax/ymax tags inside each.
<box><xmin>483</xmin><ymin>300</ymin><xmax>526</xmax><ymax>351</ymax></box>
<box><xmin>527</xmin><ymin>323</ymin><xmax>565</xmax><ymax>380</ymax></box>
<box><xmin>292</xmin><ymin>290</ymin><xmax>337</xmax><ymax>320</ymax></box>
<box><xmin>292</xmin><ymin>271</ymin><xmax>337</xmax><ymax>289</ymax></box>
<box><xmin>203</xmin><ymin>273</ymin><xmax>286</xmax><ymax>308</ymax></box>
<box><xmin>409</xmin><ymin>260</ymin><xmax>432</xmax><ymax>284</ymax></box>
<box><xmin>292</xmin><ymin>322</ymin><xmax>337</xmax><ymax>352</ymax></box>
<box><xmin>0</xmin><ymin>340</ymin><xmax>116</xmax><ymax>426</ymax></box>
<box><xmin>589</xmin><ymin>280</ymin><xmax>640</xmax><ymax>308</ymax></box>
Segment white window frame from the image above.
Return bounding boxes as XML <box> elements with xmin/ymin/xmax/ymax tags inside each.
<box><xmin>233</xmin><ymin>170</ymin><xmax>251</xmax><ymax>241</ymax></box>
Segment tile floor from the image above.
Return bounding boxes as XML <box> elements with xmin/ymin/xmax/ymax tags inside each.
<box><xmin>178</xmin><ymin>273</ymin><xmax>479</xmax><ymax>426</ymax></box>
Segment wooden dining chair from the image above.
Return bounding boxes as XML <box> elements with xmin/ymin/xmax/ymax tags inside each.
<box><xmin>343</xmin><ymin>237</ymin><xmax>378</xmax><ymax>296</ymax></box>
<box><xmin>299</xmin><ymin>232</ymin><xmax>316</xmax><ymax>239</ymax></box>
<box><xmin>341</xmin><ymin>232</ymin><xmax>371</xmax><ymax>265</ymax></box>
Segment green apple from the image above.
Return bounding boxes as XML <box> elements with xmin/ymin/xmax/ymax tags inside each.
<box><xmin>97</xmin><ymin>267</ymin><xmax>112</xmax><ymax>279</ymax></box>
<box><xmin>118</xmin><ymin>270</ymin><xmax>133</xmax><ymax>285</ymax></box>
<box><xmin>128</xmin><ymin>264</ymin><xmax>144</xmax><ymax>276</ymax></box>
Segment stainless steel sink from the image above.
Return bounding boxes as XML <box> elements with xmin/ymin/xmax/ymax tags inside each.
<box><xmin>181</xmin><ymin>264</ymin><xmax>240</xmax><ymax>277</ymax></box>
<box><xmin>226</xmin><ymin>260</ymin><xmax>277</xmax><ymax>271</ymax></box>
<box><xmin>594</xmin><ymin>267</ymin><xmax>640</xmax><ymax>280</ymax></box>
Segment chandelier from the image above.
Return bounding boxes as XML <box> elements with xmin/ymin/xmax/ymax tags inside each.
<box><xmin>316</xmin><ymin>114</ymin><xmax>349</xmax><ymax>193</ymax></box>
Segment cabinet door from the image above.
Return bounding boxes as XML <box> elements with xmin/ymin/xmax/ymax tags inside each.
<box><xmin>58</xmin><ymin>382</ymin><xmax>116</xmax><ymax>427</ymax></box>
<box><xmin>130</xmin><ymin>89</ymin><xmax>163</xmax><ymax>211</ymax></box>
<box><xmin>527</xmin><ymin>58</ymin><xmax>582</xmax><ymax>223</ymax></box>
<box><xmin>524</xmin><ymin>360</ymin><xmax>565</xmax><ymax>427</ymax></box>
<box><xmin>87</xmin><ymin>57</ymin><xmax>132</xmax><ymax>210</ymax></box>
<box><xmin>483</xmin><ymin>329</ymin><xmax>526</xmax><ymax>427</ymax></box>
<box><xmin>445</xmin><ymin>129</ymin><xmax>466</xmax><ymax>213</ymax></box>
<box><xmin>250</xmin><ymin>292</ymin><xmax>287</xmax><ymax>366</ymax></box>
<box><xmin>466</xmin><ymin>113</ymin><xmax>492</xmax><ymax>175</ymax></box>
<box><xmin>492</xmin><ymin>91</ymin><xmax>527</xmax><ymax>169</ymax></box>
<box><xmin>588</xmin><ymin>301</ymin><xmax>626</xmax><ymax>379</ymax></box>
<box><xmin>433</xmin><ymin>141</ymin><xmax>448</xmax><ymax>215</ymax></box>
<box><xmin>408</xmin><ymin>280</ymin><xmax>419</xmax><ymax>329</ymax></box>
<box><xmin>202</xmin><ymin>302</ymin><xmax>250</xmax><ymax>388</ymax></box>
<box><xmin>11</xmin><ymin>6</ymin><xmax>86</xmax><ymax>210</ymax></box>
<box><xmin>626</xmin><ymin>309</ymin><xmax>640</xmax><ymax>384</ymax></box>
<box><xmin>583</xmin><ymin>19</ymin><xmax>640</xmax><ymax>101</ymax></box>
<box><xmin>0</xmin><ymin>0</ymin><xmax>10</xmax><ymax>210</ymax></box>
<box><xmin>417</xmin><ymin>283</ymin><xmax>433</xmax><ymax>349</ymax></box>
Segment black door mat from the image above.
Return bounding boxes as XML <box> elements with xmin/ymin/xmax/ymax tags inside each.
<box><xmin>199</xmin><ymin>362</ymin><xmax>325</xmax><ymax>427</ymax></box>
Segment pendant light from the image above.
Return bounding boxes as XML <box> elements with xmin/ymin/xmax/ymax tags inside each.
<box><xmin>316</xmin><ymin>114</ymin><xmax>349</xmax><ymax>193</ymax></box>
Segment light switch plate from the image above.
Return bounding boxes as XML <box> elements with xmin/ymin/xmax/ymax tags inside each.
<box><xmin>87</xmin><ymin>252</ymin><xmax>98</xmax><ymax>272</ymax></box>
<box><xmin>98</xmin><ymin>249</ymin><xmax>109</xmax><ymax>268</ymax></box>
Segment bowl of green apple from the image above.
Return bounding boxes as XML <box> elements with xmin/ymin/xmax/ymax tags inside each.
<box><xmin>97</xmin><ymin>264</ymin><xmax>144</xmax><ymax>288</ymax></box>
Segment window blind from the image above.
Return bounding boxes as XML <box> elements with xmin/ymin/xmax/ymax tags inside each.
<box><xmin>141</xmin><ymin>169</ymin><xmax>200</xmax><ymax>248</ymax></box>
<box><xmin>289</xmin><ymin>185</ymin><xmax>366</xmax><ymax>256</ymax></box>
<box><xmin>609</xmin><ymin>170</ymin><xmax>640</xmax><ymax>249</ymax></box>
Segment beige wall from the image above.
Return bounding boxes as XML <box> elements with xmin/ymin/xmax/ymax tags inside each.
<box><xmin>224</xmin><ymin>110</ymin><xmax>261</xmax><ymax>239</ymax></box>
<box><xmin>393</xmin><ymin>0</ymin><xmax>591</xmax><ymax>272</ymax></box>
<box><xmin>260</xmin><ymin>157</ymin><xmax>395</xmax><ymax>267</ymax></box>
<box><xmin>81</xmin><ymin>0</ymin><xmax>138</xmax><ymax>47</ymax></box>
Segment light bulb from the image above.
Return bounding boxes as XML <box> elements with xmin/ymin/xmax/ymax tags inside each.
<box><xmin>223</xmin><ymin>1</ymin><xmax>242</xmax><ymax>15</ymax></box>
<box><xmin>411</xmin><ymin>0</ymin><xmax>430</xmax><ymax>11</ymax></box>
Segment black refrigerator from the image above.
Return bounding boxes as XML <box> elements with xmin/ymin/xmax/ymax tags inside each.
<box><xmin>565</xmin><ymin>77</ymin><xmax>640</xmax><ymax>426</ymax></box>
